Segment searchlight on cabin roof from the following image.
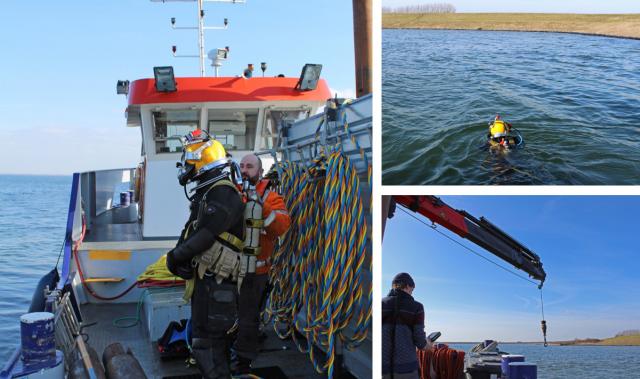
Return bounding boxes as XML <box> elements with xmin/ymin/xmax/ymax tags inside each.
<box><xmin>116</xmin><ymin>80</ymin><xmax>130</xmax><ymax>95</ymax></box>
<box><xmin>296</xmin><ymin>64</ymin><xmax>322</xmax><ymax>91</ymax></box>
<box><xmin>153</xmin><ymin>66</ymin><xmax>177</xmax><ymax>92</ymax></box>
<box><xmin>208</xmin><ymin>47</ymin><xmax>230</xmax><ymax>77</ymax></box>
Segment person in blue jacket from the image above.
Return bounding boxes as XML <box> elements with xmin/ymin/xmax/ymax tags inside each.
<box><xmin>382</xmin><ymin>272</ymin><xmax>431</xmax><ymax>379</ymax></box>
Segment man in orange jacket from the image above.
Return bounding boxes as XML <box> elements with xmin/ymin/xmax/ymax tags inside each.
<box><xmin>233</xmin><ymin>153</ymin><xmax>291</xmax><ymax>374</ymax></box>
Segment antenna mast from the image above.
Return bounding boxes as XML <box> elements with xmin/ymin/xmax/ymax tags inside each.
<box><xmin>153</xmin><ymin>0</ymin><xmax>245</xmax><ymax>77</ymax></box>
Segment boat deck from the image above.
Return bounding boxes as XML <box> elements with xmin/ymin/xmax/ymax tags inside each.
<box><xmin>83</xmin><ymin>222</ymin><xmax>144</xmax><ymax>243</ymax></box>
<box><xmin>81</xmin><ymin>303</ymin><xmax>326</xmax><ymax>379</ymax></box>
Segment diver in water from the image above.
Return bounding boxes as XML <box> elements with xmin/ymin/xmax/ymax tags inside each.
<box><xmin>166</xmin><ymin>129</ymin><xmax>245</xmax><ymax>379</ymax></box>
<box><xmin>488</xmin><ymin>115</ymin><xmax>513</xmax><ymax>147</ymax></box>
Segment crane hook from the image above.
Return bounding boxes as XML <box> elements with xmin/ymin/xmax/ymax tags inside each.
<box><xmin>540</xmin><ymin>288</ymin><xmax>548</xmax><ymax>347</ymax></box>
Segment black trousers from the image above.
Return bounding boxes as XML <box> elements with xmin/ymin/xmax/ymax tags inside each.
<box><xmin>191</xmin><ymin>275</ymin><xmax>238</xmax><ymax>379</ymax></box>
<box><xmin>234</xmin><ymin>273</ymin><xmax>269</xmax><ymax>360</ymax></box>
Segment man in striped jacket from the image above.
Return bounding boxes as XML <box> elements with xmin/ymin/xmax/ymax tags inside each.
<box><xmin>382</xmin><ymin>272</ymin><xmax>429</xmax><ymax>379</ymax></box>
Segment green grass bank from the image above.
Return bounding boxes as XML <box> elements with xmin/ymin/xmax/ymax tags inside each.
<box><xmin>382</xmin><ymin>13</ymin><xmax>640</xmax><ymax>39</ymax></box>
<box><xmin>553</xmin><ymin>334</ymin><xmax>640</xmax><ymax>346</ymax></box>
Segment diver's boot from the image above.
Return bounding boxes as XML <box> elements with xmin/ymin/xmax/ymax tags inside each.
<box><xmin>212</xmin><ymin>343</ymin><xmax>232</xmax><ymax>378</ymax></box>
<box><xmin>191</xmin><ymin>346</ymin><xmax>217</xmax><ymax>379</ymax></box>
<box><xmin>192</xmin><ymin>339</ymin><xmax>231</xmax><ymax>379</ymax></box>
<box><xmin>231</xmin><ymin>356</ymin><xmax>252</xmax><ymax>376</ymax></box>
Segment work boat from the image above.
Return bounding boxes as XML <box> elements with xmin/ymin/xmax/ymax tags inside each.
<box><xmin>1</xmin><ymin>3</ymin><xmax>372</xmax><ymax>379</ymax></box>
<box><xmin>387</xmin><ymin>197</ymin><xmax>545</xmax><ymax>379</ymax></box>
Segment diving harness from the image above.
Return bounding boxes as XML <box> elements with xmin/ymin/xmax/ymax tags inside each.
<box><xmin>185</xmin><ymin>180</ymin><xmax>264</xmax><ymax>299</ymax></box>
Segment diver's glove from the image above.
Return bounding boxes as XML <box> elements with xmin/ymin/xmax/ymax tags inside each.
<box><xmin>166</xmin><ymin>249</ymin><xmax>194</xmax><ymax>280</ymax></box>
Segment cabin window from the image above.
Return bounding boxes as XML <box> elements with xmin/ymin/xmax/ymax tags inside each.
<box><xmin>152</xmin><ymin>109</ymin><xmax>200</xmax><ymax>154</ymax></box>
<box><xmin>207</xmin><ymin>109</ymin><xmax>258</xmax><ymax>152</ymax></box>
<box><xmin>261</xmin><ymin>110</ymin><xmax>309</xmax><ymax>149</ymax></box>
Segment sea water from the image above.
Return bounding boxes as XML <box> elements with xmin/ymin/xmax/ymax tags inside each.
<box><xmin>0</xmin><ymin>175</ymin><xmax>69</xmax><ymax>361</ymax></box>
<box><xmin>382</xmin><ymin>30</ymin><xmax>640</xmax><ymax>184</ymax></box>
<box><xmin>450</xmin><ymin>343</ymin><xmax>640</xmax><ymax>378</ymax></box>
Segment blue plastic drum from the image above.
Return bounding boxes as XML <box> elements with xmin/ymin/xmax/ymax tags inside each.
<box><xmin>20</xmin><ymin>312</ymin><xmax>55</xmax><ymax>363</ymax></box>
<box><xmin>501</xmin><ymin>354</ymin><xmax>525</xmax><ymax>378</ymax></box>
<box><xmin>509</xmin><ymin>362</ymin><xmax>537</xmax><ymax>379</ymax></box>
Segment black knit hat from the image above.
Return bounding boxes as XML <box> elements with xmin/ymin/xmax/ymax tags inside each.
<box><xmin>392</xmin><ymin>272</ymin><xmax>415</xmax><ymax>288</ymax></box>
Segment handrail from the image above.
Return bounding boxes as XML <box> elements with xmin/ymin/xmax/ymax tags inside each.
<box><xmin>57</xmin><ymin>173</ymin><xmax>80</xmax><ymax>290</ymax></box>
<box><xmin>0</xmin><ymin>345</ymin><xmax>21</xmax><ymax>378</ymax></box>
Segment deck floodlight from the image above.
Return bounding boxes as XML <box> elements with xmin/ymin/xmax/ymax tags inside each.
<box><xmin>154</xmin><ymin>66</ymin><xmax>177</xmax><ymax>92</ymax></box>
<box><xmin>217</xmin><ymin>48</ymin><xmax>228</xmax><ymax>60</ymax></box>
<box><xmin>171</xmin><ymin>17</ymin><xmax>175</xmax><ymax>26</ymax></box>
<box><xmin>295</xmin><ymin>64</ymin><xmax>322</xmax><ymax>91</ymax></box>
<box><xmin>116</xmin><ymin>80</ymin><xmax>129</xmax><ymax>95</ymax></box>
<box><xmin>224</xmin><ymin>18</ymin><xmax>228</xmax><ymax>27</ymax></box>
<box><xmin>260</xmin><ymin>62</ymin><xmax>267</xmax><ymax>76</ymax></box>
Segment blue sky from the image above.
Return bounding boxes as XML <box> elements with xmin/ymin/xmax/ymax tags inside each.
<box><xmin>382</xmin><ymin>0</ymin><xmax>640</xmax><ymax>13</ymax></box>
<box><xmin>383</xmin><ymin>196</ymin><xmax>640</xmax><ymax>342</ymax></box>
<box><xmin>0</xmin><ymin>1</ymin><xmax>355</xmax><ymax>175</ymax></box>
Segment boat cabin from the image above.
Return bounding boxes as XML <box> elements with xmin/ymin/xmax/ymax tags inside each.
<box><xmin>125</xmin><ymin>75</ymin><xmax>331</xmax><ymax>238</ymax></box>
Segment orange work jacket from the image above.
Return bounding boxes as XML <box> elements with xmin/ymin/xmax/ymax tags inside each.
<box><xmin>244</xmin><ymin>179</ymin><xmax>291</xmax><ymax>275</ymax></box>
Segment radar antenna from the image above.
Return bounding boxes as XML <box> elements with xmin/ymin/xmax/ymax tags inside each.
<box><xmin>151</xmin><ymin>0</ymin><xmax>245</xmax><ymax>77</ymax></box>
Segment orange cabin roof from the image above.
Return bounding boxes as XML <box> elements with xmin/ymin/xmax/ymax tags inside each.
<box><xmin>128</xmin><ymin>76</ymin><xmax>331</xmax><ymax>105</ymax></box>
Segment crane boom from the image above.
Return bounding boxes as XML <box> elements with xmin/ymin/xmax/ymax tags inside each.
<box><xmin>392</xmin><ymin>195</ymin><xmax>546</xmax><ymax>286</ymax></box>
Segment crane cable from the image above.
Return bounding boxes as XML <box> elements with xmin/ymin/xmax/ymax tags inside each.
<box><xmin>266</xmin><ymin>148</ymin><xmax>371</xmax><ymax>378</ymax></box>
<box><xmin>397</xmin><ymin>206</ymin><xmax>549</xmax><ymax>348</ymax></box>
<box><xmin>541</xmin><ymin>289</ymin><xmax>548</xmax><ymax>347</ymax></box>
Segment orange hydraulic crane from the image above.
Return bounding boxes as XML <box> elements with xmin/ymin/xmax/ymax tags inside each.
<box><xmin>384</xmin><ymin>195</ymin><xmax>546</xmax><ymax>287</ymax></box>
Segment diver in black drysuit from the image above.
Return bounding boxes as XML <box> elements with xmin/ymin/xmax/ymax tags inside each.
<box><xmin>166</xmin><ymin>166</ymin><xmax>245</xmax><ymax>379</ymax></box>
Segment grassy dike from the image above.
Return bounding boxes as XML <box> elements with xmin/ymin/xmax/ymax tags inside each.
<box><xmin>382</xmin><ymin>13</ymin><xmax>640</xmax><ymax>40</ymax></box>
<box><xmin>554</xmin><ymin>334</ymin><xmax>640</xmax><ymax>346</ymax></box>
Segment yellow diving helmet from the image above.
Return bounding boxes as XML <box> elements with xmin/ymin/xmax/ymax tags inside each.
<box><xmin>490</xmin><ymin>115</ymin><xmax>508</xmax><ymax>138</ymax></box>
<box><xmin>177</xmin><ymin>129</ymin><xmax>228</xmax><ymax>186</ymax></box>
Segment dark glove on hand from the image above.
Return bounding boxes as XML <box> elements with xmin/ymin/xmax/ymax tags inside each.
<box><xmin>166</xmin><ymin>249</ymin><xmax>194</xmax><ymax>280</ymax></box>
<box><xmin>166</xmin><ymin>249</ymin><xmax>178</xmax><ymax>273</ymax></box>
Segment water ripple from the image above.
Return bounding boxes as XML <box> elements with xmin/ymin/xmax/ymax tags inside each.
<box><xmin>0</xmin><ymin>175</ymin><xmax>70</xmax><ymax>360</ymax></box>
<box><xmin>383</xmin><ymin>30</ymin><xmax>640</xmax><ymax>185</ymax></box>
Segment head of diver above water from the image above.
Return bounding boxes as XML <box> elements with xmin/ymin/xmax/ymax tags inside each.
<box><xmin>489</xmin><ymin>114</ymin><xmax>512</xmax><ymax>139</ymax></box>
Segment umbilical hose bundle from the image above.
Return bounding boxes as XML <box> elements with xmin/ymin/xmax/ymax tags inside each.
<box><xmin>266</xmin><ymin>148</ymin><xmax>371</xmax><ymax>378</ymax></box>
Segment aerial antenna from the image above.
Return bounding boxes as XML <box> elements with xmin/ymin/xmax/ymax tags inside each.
<box><xmin>151</xmin><ymin>0</ymin><xmax>246</xmax><ymax>77</ymax></box>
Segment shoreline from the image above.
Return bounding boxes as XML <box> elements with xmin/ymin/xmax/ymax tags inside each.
<box><xmin>382</xmin><ymin>27</ymin><xmax>640</xmax><ymax>41</ymax></box>
<box><xmin>382</xmin><ymin>13</ymin><xmax>640</xmax><ymax>40</ymax></box>
<box><xmin>445</xmin><ymin>342</ymin><xmax>640</xmax><ymax>347</ymax></box>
